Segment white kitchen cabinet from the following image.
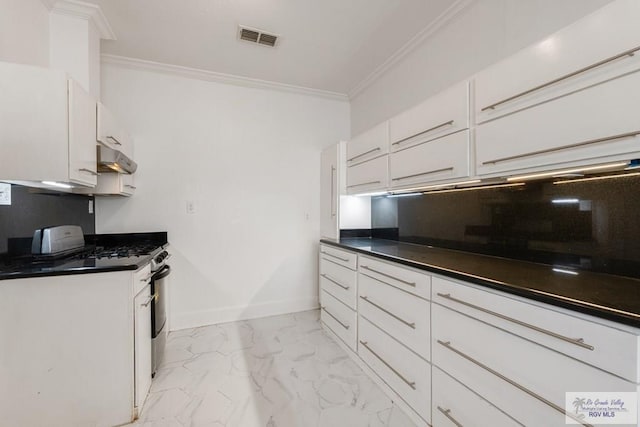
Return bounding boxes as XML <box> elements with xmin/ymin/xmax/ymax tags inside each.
<box><xmin>476</xmin><ymin>70</ymin><xmax>640</xmax><ymax>178</ymax></box>
<box><xmin>390</xmin><ymin>81</ymin><xmax>469</xmax><ymax>152</ymax></box>
<box><xmin>320</xmin><ymin>257</ymin><xmax>357</xmax><ymax>309</ymax></box>
<box><xmin>0</xmin><ymin>61</ymin><xmax>97</xmax><ymax>188</ymax></box>
<box><xmin>320</xmin><ymin>290</ymin><xmax>357</xmax><ymax>351</ymax></box>
<box><xmin>346</xmin><ymin>155</ymin><xmax>388</xmax><ymax>195</ymax></box>
<box><xmin>346</xmin><ymin>121</ymin><xmax>389</xmax><ymax>167</ymax></box>
<box><xmin>97</xmin><ymin>102</ymin><xmax>134</xmax><ymax>158</ymax></box>
<box><xmin>320</xmin><ymin>143</ymin><xmax>341</xmax><ymax>239</ymax></box>
<box><xmin>475</xmin><ymin>0</ymin><xmax>640</xmax><ymax>124</ymax></box>
<box><xmin>77</xmin><ymin>172</ymin><xmax>137</xmax><ymax>196</ymax></box>
<box><xmin>134</xmin><ymin>283</ymin><xmax>153</xmax><ymax>412</ymax></box>
<box><xmin>389</xmin><ymin>130</ymin><xmax>470</xmax><ymax>189</ymax></box>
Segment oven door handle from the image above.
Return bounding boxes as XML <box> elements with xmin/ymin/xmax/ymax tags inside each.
<box><xmin>152</xmin><ymin>264</ymin><xmax>171</xmax><ymax>281</ymax></box>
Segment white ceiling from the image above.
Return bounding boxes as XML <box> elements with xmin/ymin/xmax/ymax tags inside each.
<box><xmin>84</xmin><ymin>0</ymin><xmax>457</xmax><ymax>96</ymax></box>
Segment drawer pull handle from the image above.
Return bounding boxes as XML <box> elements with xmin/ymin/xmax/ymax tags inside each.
<box><xmin>124</xmin><ymin>184</ymin><xmax>137</xmax><ymax>189</ymax></box>
<box><xmin>78</xmin><ymin>168</ymin><xmax>99</xmax><ymax>176</ymax></box>
<box><xmin>437</xmin><ymin>340</ymin><xmax>593</xmax><ymax>427</ymax></box>
<box><xmin>321</xmin><ymin>273</ymin><xmax>349</xmax><ymax>290</ymax></box>
<box><xmin>360</xmin><ymin>265</ymin><xmax>416</xmax><ymax>287</ymax></box>
<box><xmin>321</xmin><ymin>306</ymin><xmax>350</xmax><ymax>330</ymax></box>
<box><xmin>140</xmin><ymin>272</ymin><xmax>154</xmax><ymax>283</ymax></box>
<box><xmin>392</xmin><ymin>167</ymin><xmax>454</xmax><ymax>181</ymax></box>
<box><xmin>106</xmin><ymin>135</ymin><xmax>123</xmax><ymax>146</ymax></box>
<box><xmin>347</xmin><ymin>147</ymin><xmax>381</xmax><ymax>162</ymax></box>
<box><xmin>320</xmin><ymin>251</ymin><xmax>350</xmax><ymax>263</ymax></box>
<box><xmin>437</xmin><ymin>406</ymin><xmax>463</xmax><ymax>427</ymax></box>
<box><xmin>480</xmin><ymin>46</ymin><xmax>639</xmax><ymax>112</ymax></box>
<box><xmin>392</xmin><ymin>120</ymin><xmax>455</xmax><ymax>146</ymax></box>
<box><xmin>141</xmin><ymin>293</ymin><xmax>157</xmax><ymax>307</ymax></box>
<box><xmin>481</xmin><ymin>131</ymin><xmax>640</xmax><ymax>165</ymax></box>
<box><xmin>360</xmin><ymin>296</ymin><xmax>415</xmax><ymax>329</ymax></box>
<box><xmin>359</xmin><ymin>340</ymin><xmax>416</xmax><ymax>390</ymax></box>
<box><xmin>346</xmin><ymin>180</ymin><xmax>382</xmax><ymax>189</ymax></box>
<box><xmin>436</xmin><ymin>293</ymin><xmax>594</xmax><ymax>350</ymax></box>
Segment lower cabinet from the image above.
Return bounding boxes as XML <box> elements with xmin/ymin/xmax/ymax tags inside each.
<box><xmin>134</xmin><ymin>283</ymin><xmax>153</xmax><ymax>412</ymax></box>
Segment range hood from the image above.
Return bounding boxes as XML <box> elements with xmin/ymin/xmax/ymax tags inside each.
<box><xmin>97</xmin><ymin>145</ymin><xmax>137</xmax><ymax>174</ymax></box>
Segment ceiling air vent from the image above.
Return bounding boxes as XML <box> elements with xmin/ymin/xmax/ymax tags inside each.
<box><xmin>238</xmin><ymin>26</ymin><xmax>278</xmax><ymax>48</ymax></box>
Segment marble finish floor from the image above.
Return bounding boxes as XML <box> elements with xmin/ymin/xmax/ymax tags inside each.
<box><xmin>128</xmin><ymin>309</ymin><xmax>417</xmax><ymax>427</ymax></box>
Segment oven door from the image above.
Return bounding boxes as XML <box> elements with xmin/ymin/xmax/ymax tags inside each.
<box><xmin>150</xmin><ymin>265</ymin><xmax>170</xmax><ymax>338</ymax></box>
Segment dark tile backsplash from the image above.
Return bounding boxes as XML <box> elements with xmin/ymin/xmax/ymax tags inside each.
<box><xmin>371</xmin><ymin>175</ymin><xmax>640</xmax><ymax>278</ymax></box>
<box><xmin>0</xmin><ymin>185</ymin><xmax>95</xmax><ymax>254</ymax></box>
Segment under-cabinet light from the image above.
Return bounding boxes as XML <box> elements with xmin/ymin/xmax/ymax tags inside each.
<box><xmin>422</xmin><ymin>182</ymin><xmax>525</xmax><ymax>195</ymax></box>
<box><xmin>354</xmin><ymin>191</ymin><xmax>388</xmax><ymax>197</ymax></box>
<box><xmin>386</xmin><ymin>192</ymin><xmax>422</xmax><ymax>198</ymax></box>
<box><xmin>42</xmin><ymin>181</ymin><xmax>73</xmax><ymax>189</ymax></box>
<box><xmin>551</xmin><ymin>198</ymin><xmax>580</xmax><ymax>204</ymax></box>
<box><xmin>507</xmin><ymin>162</ymin><xmax>628</xmax><ymax>182</ymax></box>
<box><xmin>391</xmin><ymin>179</ymin><xmax>482</xmax><ymax>194</ymax></box>
<box><xmin>553</xmin><ymin>172</ymin><xmax>640</xmax><ymax>185</ymax></box>
<box><xmin>552</xmin><ymin>268</ymin><xmax>579</xmax><ymax>276</ymax></box>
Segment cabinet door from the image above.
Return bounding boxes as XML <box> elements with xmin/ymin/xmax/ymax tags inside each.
<box><xmin>68</xmin><ymin>80</ymin><xmax>97</xmax><ymax>187</ymax></box>
<box><xmin>346</xmin><ymin>156</ymin><xmax>388</xmax><ymax>195</ymax></box>
<box><xmin>390</xmin><ymin>130</ymin><xmax>470</xmax><ymax>189</ymax></box>
<box><xmin>390</xmin><ymin>81</ymin><xmax>469</xmax><ymax>151</ymax></box>
<box><xmin>346</xmin><ymin>122</ymin><xmax>389</xmax><ymax>166</ymax></box>
<box><xmin>122</xmin><ymin>173</ymin><xmax>136</xmax><ymax>196</ymax></box>
<box><xmin>134</xmin><ymin>284</ymin><xmax>153</xmax><ymax>411</ymax></box>
<box><xmin>476</xmin><ymin>70</ymin><xmax>640</xmax><ymax>178</ymax></box>
<box><xmin>320</xmin><ymin>144</ymin><xmax>339</xmax><ymax>239</ymax></box>
<box><xmin>475</xmin><ymin>0</ymin><xmax>640</xmax><ymax>124</ymax></box>
<box><xmin>97</xmin><ymin>102</ymin><xmax>133</xmax><ymax>158</ymax></box>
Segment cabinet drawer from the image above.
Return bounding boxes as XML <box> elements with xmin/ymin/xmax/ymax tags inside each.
<box><xmin>359</xmin><ymin>273</ymin><xmax>430</xmax><ymax>360</ymax></box>
<box><xmin>320</xmin><ymin>290</ymin><xmax>356</xmax><ymax>351</ymax></box>
<box><xmin>358</xmin><ymin>255</ymin><xmax>430</xmax><ymax>300</ymax></box>
<box><xmin>432</xmin><ymin>367</ymin><xmax>520</xmax><ymax>427</ymax></box>
<box><xmin>133</xmin><ymin>263</ymin><xmax>152</xmax><ymax>296</ymax></box>
<box><xmin>358</xmin><ymin>316</ymin><xmax>431</xmax><ymax>423</ymax></box>
<box><xmin>346</xmin><ymin>156</ymin><xmax>388</xmax><ymax>195</ymax></box>
<box><xmin>432</xmin><ymin>304</ymin><xmax>639</xmax><ymax>427</ymax></box>
<box><xmin>390</xmin><ymin>81</ymin><xmax>469</xmax><ymax>151</ymax></box>
<box><xmin>347</xmin><ymin>121</ymin><xmax>389</xmax><ymax>166</ymax></box>
<box><xmin>476</xmin><ymin>70</ymin><xmax>640</xmax><ymax>178</ymax></box>
<box><xmin>319</xmin><ymin>244</ymin><xmax>357</xmax><ymax>270</ymax></box>
<box><xmin>432</xmin><ymin>276</ymin><xmax>640</xmax><ymax>382</ymax></box>
<box><xmin>475</xmin><ymin>0</ymin><xmax>640</xmax><ymax>123</ymax></box>
<box><xmin>389</xmin><ymin>130</ymin><xmax>470</xmax><ymax>189</ymax></box>
<box><xmin>320</xmin><ymin>258</ymin><xmax>357</xmax><ymax>309</ymax></box>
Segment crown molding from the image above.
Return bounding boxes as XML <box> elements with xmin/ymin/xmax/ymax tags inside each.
<box><xmin>348</xmin><ymin>0</ymin><xmax>475</xmax><ymax>99</ymax></box>
<box><xmin>101</xmin><ymin>54</ymin><xmax>349</xmax><ymax>101</ymax></box>
<box><xmin>51</xmin><ymin>0</ymin><xmax>116</xmax><ymax>40</ymax></box>
<box><xmin>40</xmin><ymin>0</ymin><xmax>58</xmax><ymax>10</ymax></box>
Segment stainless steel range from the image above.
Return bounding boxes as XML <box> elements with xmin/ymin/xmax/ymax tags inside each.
<box><xmin>149</xmin><ymin>249</ymin><xmax>170</xmax><ymax>376</ymax></box>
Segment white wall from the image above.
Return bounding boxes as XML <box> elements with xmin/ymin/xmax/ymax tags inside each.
<box><xmin>96</xmin><ymin>64</ymin><xmax>350</xmax><ymax>330</ymax></box>
<box><xmin>350</xmin><ymin>0</ymin><xmax>613</xmax><ymax>136</ymax></box>
<box><xmin>0</xmin><ymin>0</ymin><xmax>49</xmax><ymax>66</ymax></box>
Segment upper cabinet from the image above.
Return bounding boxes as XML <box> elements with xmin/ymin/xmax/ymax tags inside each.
<box><xmin>474</xmin><ymin>0</ymin><xmax>640</xmax><ymax>178</ymax></box>
<box><xmin>346</xmin><ymin>122</ymin><xmax>389</xmax><ymax>194</ymax></box>
<box><xmin>346</xmin><ymin>121</ymin><xmax>389</xmax><ymax>167</ymax></box>
<box><xmin>0</xmin><ymin>61</ymin><xmax>97</xmax><ymax>188</ymax></box>
<box><xmin>97</xmin><ymin>102</ymin><xmax>134</xmax><ymax>159</ymax></box>
<box><xmin>389</xmin><ymin>81</ymin><xmax>469</xmax><ymax>152</ymax></box>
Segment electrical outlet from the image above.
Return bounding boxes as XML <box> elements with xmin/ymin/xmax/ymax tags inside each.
<box><xmin>186</xmin><ymin>201</ymin><xmax>196</xmax><ymax>214</ymax></box>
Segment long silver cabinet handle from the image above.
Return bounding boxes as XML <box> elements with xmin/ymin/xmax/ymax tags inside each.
<box><xmin>437</xmin><ymin>340</ymin><xmax>593</xmax><ymax>427</ymax></box>
<box><xmin>124</xmin><ymin>185</ymin><xmax>137</xmax><ymax>189</ymax></box>
<box><xmin>436</xmin><ymin>292</ymin><xmax>594</xmax><ymax>350</ymax></box>
<box><xmin>78</xmin><ymin>168</ymin><xmax>99</xmax><ymax>176</ymax></box>
<box><xmin>482</xmin><ymin>131</ymin><xmax>640</xmax><ymax>165</ymax></box>
<box><xmin>392</xmin><ymin>166</ymin><xmax>454</xmax><ymax>181</ymax></box>
<box><xmin>321</xmin><ymin>273</ymin><xmax>349</xmax><ymax>290</ymax></box>
<box><xmin>330</xmin><ymin>166</ymin><xmax>336</xmax><ymax>217</ymax></box>
<box><xmin>392</xmin><ymin>120</ymin><xmax>455</xmax><ymax>146</ymax></box>
<box><xmin>320</xmin><ymin>250</ymin><xmax>350</xmax><ymax>262</ymax></box>
<box><xmin>436</xmin><ymin>407</ymin><xmax>464</xmax><ymax>427</ymax></box>
<box><xmin>360</xmin><ymin>296</ymin><xmax>415</xmax><ymax>329</ymax></box>
<box><xmin>347</xmin><ymin>147</ymin><xmax>381</xmax><ymax>162</ymax></box>
<box><xmin>360</xmin><ymin>265</ymin><xmax>416</xmax><ymax>287</ymax></box>
<box><xmin>480</xmin><ymin>46</ymin><xmax>639</xmax><ymax>112</ymax></box>
<box><xmin>141</xmin><ymin>294</ymin><xmax>156</xmax><ymax>307</ymax></box>
<box><xmin>359</xmin><ymin>340</ymin><xmax>416</xmax><ymax>390</ymax></box>
<box><xmin>321</xmin><ymin>306</ymin><xmax>349</xmax><ymax>330</ymax></box>
<box><xmin>106</xmin><ymin>135</ymin><xmax>123</xmax><ymax>146</ymax></box>
<box><xmin>346</xmin><ymin>180</ymin><xmax>382</xmax><ymax>189</ymax></box>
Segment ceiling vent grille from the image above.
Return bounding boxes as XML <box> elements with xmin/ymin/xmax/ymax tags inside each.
<box><xmin>238</xmin><ymin>26</ymin><xmax>278</xmax><ymax>47</ymax></box>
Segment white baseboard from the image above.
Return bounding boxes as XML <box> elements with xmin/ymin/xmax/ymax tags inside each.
<box><xmin>170</xmin><ymin>296</ymin><xmax>319</xmax><ymax>331</ymax></box>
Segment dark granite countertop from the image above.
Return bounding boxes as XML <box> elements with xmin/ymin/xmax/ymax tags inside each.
<box><xmin>320</xmin><ymin>237</ymin><xmax>640</xmax><ymax>328</ymax></box>
<box><xmin>0</xmin><ymin>232</ymin><xmax>168</xmax><ymax>280</ymax></box>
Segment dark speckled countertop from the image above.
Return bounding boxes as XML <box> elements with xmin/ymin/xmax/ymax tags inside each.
<box><xmin>320</xmin><ymin>237</ymin><xmax>640</xmax><ymax>328</ymax></box>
